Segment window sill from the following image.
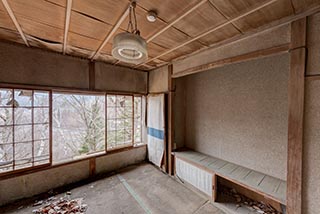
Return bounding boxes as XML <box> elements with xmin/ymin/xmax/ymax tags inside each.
<box><xmin>0</xmin><ymin>144</ymin><xmax>147</xmax><ymax>181</ymax></box>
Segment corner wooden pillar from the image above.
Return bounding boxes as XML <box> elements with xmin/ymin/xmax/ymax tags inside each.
<box><xmin>287</xmin><ymin>17</ymin><xmax>307</xmax><ymax>214</ymax></box>
<box><xmin>168</xmin><ymin>64</ymin><xmax>175</xmax><ymax>175</ymax></box>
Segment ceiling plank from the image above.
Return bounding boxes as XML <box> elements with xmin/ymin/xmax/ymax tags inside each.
<box><xmin>90</xmin><ymin>3</ymin><xmax>130</xmax><ymax>60</ymax></box>
<box><xmin>207</xmin><ymin>0</ymin><xmax>243</xmax><ymax>33</ymax></box>
<box><xmin>146</xmin><ymin>0</ymin><xmax>207</xmax><ymax>42</ymax></box>
<box><xmin>136</xmin><ymin>0</ymin><xmax>279</xmax><ymax>67</ymax></box>
<box><xmin>63</xmin><ymin>0</ymin><xmax>72</xmax><ymax>54</ymax></box>
<box><xmin>1</xmin><ymin>0</ymin><xmax>29</xmax><ymax>46</ymax></box>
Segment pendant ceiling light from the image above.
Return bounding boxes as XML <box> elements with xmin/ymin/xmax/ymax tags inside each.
<box><xmin>112</xmin><ymin>1</ymin><xmax>148</xmax><ymax>64</ymax></box>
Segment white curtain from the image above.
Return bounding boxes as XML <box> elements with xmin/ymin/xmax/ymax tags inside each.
<box><xmin>147</xmin><ymin>94</ymin><xmax>165</xmax><ymax>167</ymax></box>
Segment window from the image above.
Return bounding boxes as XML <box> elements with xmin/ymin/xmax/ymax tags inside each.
<box><xmin>52</xmin><ymin>93</ymin><xmax>105</xmax><ymax>163</ymax></box>
<box><xmin>134</xmin><ymin>96</ymin><xmax>143</xmax><ymax>146</ymax></box>
<box><xmin>106</xmin><ymin>95</ymin><xmax>143</xmax><ymax>149</ymax></box>
<box><xmin>0</xmin><ymin>89</ymin><xmax>50</xmax><ymax>173</ymax></box>
<box><xmin>1</xmin><ymin>87</ymin><xmax>145</xmax><ymax>173</ymax></box>
<box><xmin>106</xmin><ymin>95</ymin><xmax>133</xmax><ymax>150</ymax></box>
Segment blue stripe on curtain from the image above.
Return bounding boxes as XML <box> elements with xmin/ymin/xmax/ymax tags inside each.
<box><xmin>147</xmin><ymin>127</ymin><xmax>165</xmax><ymax>140</ymax></box>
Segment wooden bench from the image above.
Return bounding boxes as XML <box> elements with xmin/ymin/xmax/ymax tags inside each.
<box><xmin>173</xmin><ymin>150</ymin><xmax>286</xmax><ymax>206</ymax></box>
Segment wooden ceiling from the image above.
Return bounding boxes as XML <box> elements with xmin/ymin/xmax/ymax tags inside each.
<box><xmin>0</xmin><ymin>0</ymin><xmax>319</xmax><ymax>70</ymax></box>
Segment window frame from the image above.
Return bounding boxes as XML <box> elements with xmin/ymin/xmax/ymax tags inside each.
<box><xmin>0</xmin><ymin>85</ymin><xmax>145</xmax><ymax>177</ymax></box>
<box><xmin>105</xmin><ymin>93</ymin><xmax>144</xmax><ymax>151</ymax></box>
<box><xmin>0</xmin><ymin>87</ymin><xmax>52</xmax><ymax>175</ymax></box>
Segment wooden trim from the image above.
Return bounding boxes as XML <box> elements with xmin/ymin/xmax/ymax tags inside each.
<box><xmin>0</xmin><ymin>144</ymin><xmax>147</xmax><ymax>180</ymax></box>
<box><xmin>0</xmin><ymin>82</ymin><xmax>147</xmax><ymax>96</ymax></box>
<box><xmin>63</xmin><ymin>0</ymin><xmax>72</xmax><ymax>54</ymax></box>
<box><xmin>212</xmin><ymin>174</ymin><xmax>217</xmax><ymax>202</ymax></box>
<box><xmin>49</xmin><ymin>91</ymin><xmax>53</xmax><ymax>164</ymax></box>
<box><xmin>1</xmin><ymin>0</ymin><xmax>29</xmax><ymax>46</ymax></box>
<box><xmin>286</xmin><ymin>18</ymin><xmax>307</xmax><ymax>214</ymax></box>
<box><xmin>290</xmin><ymin>17</ymin><xmax>307</xmax><ymax>50</ymax></box>
<box><xmin>131</xmin><ymin>96</ymin><xmax>135</xmax><ymax>146</ymax></box>
<box><xmin>89</xmin><ymin>158</ymin><xmax>96</xmax><ymax>177</ymax></box>
<box><xmin>138</xmin><ymin>0</ymin><xmax>279</xmax><ymax>67</ymax></box>
<box><xmin>89</xmin><ymin>62</ymin><xmax>95</xmax><ymax>90</ymax></box>
<box><xmin>146</xmin><ymin>0</ymin><xmax>207</xmax><ymax>43</ymax></box>
<box><xmin>168</xmin><ymin>65</ymin><xmax>175</xmax><ymax>175</ymax></box>
<box><xmin>163</xmin><ymin>93</ymin><xmax>167</xmax><ymax>172</ymax></box>
<box><xmin>90</xmin><ymin>4</ymin><xmax>130</xmax><ymax>60</ymax></box>
<box><xmin>172</xmin><ymin>43</ymin><xmax>290</xmax><ymax>78</ymax></box>
<box><xmin>306</xmin><ymin>74</ymin><xmax>320</xmax><ymax>81</ymax></box>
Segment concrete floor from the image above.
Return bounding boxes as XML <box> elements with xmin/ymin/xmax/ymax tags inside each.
<box><xmin>0</xmin><ymin>163</ymin><xmax>226</xmax><ymax>214</ymax></box>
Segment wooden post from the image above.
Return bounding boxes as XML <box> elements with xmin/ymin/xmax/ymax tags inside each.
<box><xmin>89</xmin><ymin>62</ymin><xmax>95</xmax><ymax>90</ymax></box>
<box><xmin>212</xmin><ymin>174</ymin><xmax>217</xmax><ymax>202</ymax></box>
<box><xmin>286</xmin><ymin>17</ymin><xmax>307</xmax><ymax>214</ymax></box>
<box><xmin>168</xmin><ymin>64</ymin><xmax>175</xmax><ymax>175</ymax></box>
<box><xmin>89</xmin><ymin>158</ymin><xmax>96</xmax><ymax>177</ymax></box>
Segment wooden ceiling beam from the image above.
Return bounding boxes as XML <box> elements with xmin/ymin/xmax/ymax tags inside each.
<box><xmin>172</xmin><ymin>43</ymin><xmax>290</xmax><ymax>78</ymax></box>
<box><xmin>1</xmin><ymin>0</ymin><xmax>29</xmax><ymax>47</ymax></box>
<box><xmin>136</xmin><ymin>0</ymin><xmax>279</xmax><ymax>67</ymax></box>
<box><xmin>90</xmin><ymin>3</ymin><xmax>130</xmax><ymax>61</ymax></box>
<box><xmin>63</xmin><ymin>0</ymin><xmax>72</xmax><ymax>54</ymax></box>
<box><xmin>146</xmin><ymin>0</ymin><xmax>208</xmax><ymax>43</ymax></box>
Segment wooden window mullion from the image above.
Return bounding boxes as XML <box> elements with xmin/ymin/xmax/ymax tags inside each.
<box><xmin>12</xmin><ymin>89</ymin><xmax>15</xmax><ymax>170</ymax></box>
<box><xmin>31</xmin><ymin>90</ymin><xmax>34</xmax><ymax>167</ymax></box>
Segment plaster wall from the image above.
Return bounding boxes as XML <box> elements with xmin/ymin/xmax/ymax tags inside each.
<box><xmin>0</xmin><ymin>42</ymin><xmax>89</xmax><ymax>89</ymax></box>
<box><xmin>148</xmin><ymin>66</ymin><xmax>169</xmax><ymax>93</ymax></box>
<box><xmin>96</xmin><ymin>146</ymin><xmax>146</xmax><ymax>174</ymax></box>
<box><xmin>172</xmin><ymin>24</ymin><xmax>290</xmax><ymax>76</ymax></box>
<box><xmin>0</xmin><ymin>42</ymin><xmax>147</xmax><ymax>93</ymax></box>
<box><xmin>182</xmin><ymin>54</ymin><xmax>289</xmax><ymax>180</ymax></box>
<box><xmin>173</xmin><ymin>78</ymin><xmax>186</xmax><ymax>149</ymax></box>
<box><xmin>0</xmin><ymin>146</ymin><xmax>147</xmax><ymax>206</ymax></box>
<box><xmin>95</xmin><ymin>62</ymin><xmax>147</xmax><ymax>94</ymax></box>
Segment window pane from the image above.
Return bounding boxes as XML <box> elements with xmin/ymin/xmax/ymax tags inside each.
<box><xmin>34</xmin><ymin>124</ymin><xmax>49</xmax><ymax>140</ymax></box>
<box><xmin>0</xmin><ymin>88</ymin><xmax>50</xmax><ymax>174</ymax></box>
<box><xmin>107</xmin><ymin>119</ymin><xmax>116</xmax><ymax>131</ymax></box>
<box><xmin>0</xmin><ymin>89</ymin><xmax>13</xmax><ymax>107</ymax></box>
<box><xmin>14</xmin><ymin>125</ymin><xmax>32</xmax><ymax>142</ymax></box>
<box><xmin>134</xmin><ymin>97</ymin><xmax>142</xmax><ymax>145</ymax></box>
<box><xmin>107</xmin><ymin>107</ymin><xmax>116</xmax><ymax>119</ymax></box>
<box><xmin>34</xmin><ymin>91</ymin><xmax>49</xmax><ymax>107</ymax></box>
<box><xmin>0</xmin><ymin>126</ymin><xmax>13</xmax><ymax>144</ymax></box>
<box><xmin>14</xmin><ymin>108</ymin><xmax>32</xmax><ymax>125</ymax></box>
<box><xmin>107</xmin><ymin>131</ymin><xmax>116</xmax><ymax>147</ymax></box>
<box><xmin>34</xmin><ymin>139</ymin><xmax>49</xmax><ymax>159</ymax></box>
<box><xmin>0</xmin><ymin>108</ymin><xmax>13</xmax><ymax>126</ymax></box>
<box><xmin>14</xmin><ymin>90</ymin><xmax>32</xmax><ymax>107</ymax></box>
<box><xmin>0</xmin><ymin>144</ymin><xmax>13</xmax><ymax>168</ymax></box>
<box><xmin>53</xmin><ymin>93</ymin><xmax>105</xmax><ymax>163</ymax></box>
<box><xmin>134</xmin><ymin>119</ymin><xmax>142</xmax><ymax>143</ymax></box>
<box><xmin>34</xmin><ymin>108</ymin><xmax>49</xmax><ymax>123</ymax></box>
<box><xmin>15</xmin><ymin>142</ymin><xmax>33</xmax><ymax>162</ymax></box>
<box><xmin>117</xmin><ymin>96</ymin><xmax>132</xmax><ymax>107</ymax></box>
<box><xmin>107</xmin><ymin>95</ymin><xmax>133</xmax><ymax>150</ymax></box>
<box><xmin>107</xmin><ymin>95</ymin><xmax>117</xmax><ymax>107</ymax></box>
<box><xmin>15</xmin><ymin>162</ymin><xmax>33</xmax><ymax>170</ymax></box>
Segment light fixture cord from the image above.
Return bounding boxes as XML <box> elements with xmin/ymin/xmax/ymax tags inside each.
<box><xmin>126</xmin><ymin>1</ymin><xmax>139</xmax><ymax>35</ymax></box>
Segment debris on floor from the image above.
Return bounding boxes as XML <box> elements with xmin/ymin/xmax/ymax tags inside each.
<box><xmin>32</xmin><ymin>196</ymin><xmax>87</xmax><ymax>214</ymax></box>
<box><xmin>220</xmin><ymin>185</ymin><xmax>282</xmax><ymax>214</ymax></box>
